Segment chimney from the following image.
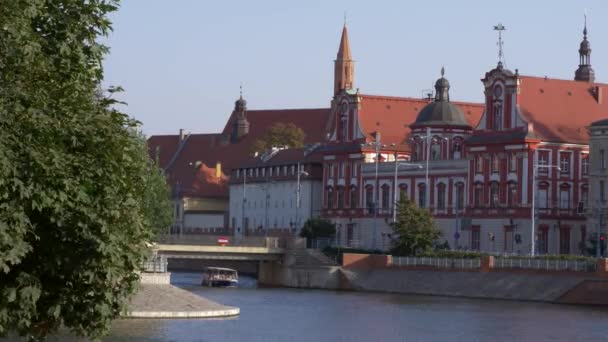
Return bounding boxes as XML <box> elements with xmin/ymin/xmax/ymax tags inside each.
<box><xmin>179</xmin><ymin>128</ymin><xmax>184</xmax><ymax>142</ymax></box>
<box><xmin>593</xmin><ymin>86</ymin><xmax>603</xmax><ymax>104</ymax></box>
<box><xmin>215</xmin><ymin>162</ymin><xmax>222</xmax><ymax>178</ymax></box>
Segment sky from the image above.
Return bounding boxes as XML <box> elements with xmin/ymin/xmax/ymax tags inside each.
<box><xmin>102</xmin><ymin>0</ymin><xmax>608</xmax><ymax>136</ymax></box>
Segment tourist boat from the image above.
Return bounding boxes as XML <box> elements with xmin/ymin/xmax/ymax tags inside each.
<box><xmin>201</xmin><ymin>267</ymin><xmax>238</xmax><ymax>287</ymax></box>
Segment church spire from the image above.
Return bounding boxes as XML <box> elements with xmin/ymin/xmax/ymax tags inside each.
<box><xmin>231</xmin><ymin>86</ymin><xmax>249</xmax><ymax>142</ymax></box>
<box><xmin>575</xmin><ymin>15</ymin><xmax>595</xmax><ymax>82</ymax></box>
<box><xmin>334</xmin><ymin>23</ymin><xmax>354</xmax><ymax>95</ymax></box>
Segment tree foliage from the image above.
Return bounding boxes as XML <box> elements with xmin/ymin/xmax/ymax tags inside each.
<box><xmin>250</xmin><ymin>122</ymin><xmax>305</xmax><ymax>153</ymax></box>
<box><xmin>390</xmin><ymin>195</ymin><xmax>441</xmax><ymax>256</ymax></box>
<box><xmin>0</xmin><ymin>1</ymin><xmax>170</xmax><ymax>340</ymax></box>
<box><xmin>299</xmin><ymin>217</ymin><xmax>336</xmax><ymax>240</ymax></box>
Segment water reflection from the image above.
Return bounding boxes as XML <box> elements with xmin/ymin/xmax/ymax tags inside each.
<box><xmin>39</xmin><ymin>272</ymin><xmax>608</xmax><ymax>341</ymax></box>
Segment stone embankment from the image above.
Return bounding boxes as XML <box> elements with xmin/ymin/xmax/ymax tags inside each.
<box><xmin>125</xmin><ymin>272</ymin><xmax>239</xmax><ymax>318</ymax></box>
<box><xmin>259</xmin><ymin>252</ymin><xmax>608</xmax><ymax>305</ymax></box>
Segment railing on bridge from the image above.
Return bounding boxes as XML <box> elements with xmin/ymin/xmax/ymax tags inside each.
<box><xmin>392</xmin><ymin>256</ymin><xmax>481</xmax><ymax>270</ymax></box>
<box><xmin>494</xmin><ymin>257</ymin><xmax>595</xmax><ymax>272</ymax></box>
<box><xmin>155</xmin><ymin>234</ymin><xmax>282</xmax><ymax>248</ymax></box>
<box><xmin>142</xmin><ymin>255</ymin><xmax>168</xmax><ymax>273</ymax></box>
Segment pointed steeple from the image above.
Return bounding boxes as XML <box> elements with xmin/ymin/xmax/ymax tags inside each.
<box><xmin>575</xmin><ymin>16</ymin><xmax>595</xmax><ymax>82</ymax></box>
<box><xmin>334</xmin><ymin>24</ymin><xmax>355</xmax><ymax>95</ymax></box>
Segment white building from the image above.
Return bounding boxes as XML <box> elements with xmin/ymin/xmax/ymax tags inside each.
<box><xmin>229</xmin><ymin>148</ymin><xmax>324</xmax><ymax>238</ymax></box>
<box><xmin>587</xmin><ymin>119</ymin><xmax>608</xmax><ymax>255</ymax></box>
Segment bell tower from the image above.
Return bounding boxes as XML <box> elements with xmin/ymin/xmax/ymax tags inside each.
<box><xmin>334</xmin><ymin>24</ymin><xmax>354</xmax><ymax>95</ymax></box>
<box><xmin>575</xmin><ymin>16</ymin><xmax>595</xmax><ymax>82</ymax></box>
<box><xmin>231</xmin><ymin>86</ymin><xmax>249</xmax><ymax>142</ymax></box>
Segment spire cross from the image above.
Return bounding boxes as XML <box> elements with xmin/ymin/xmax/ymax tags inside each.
<box><xmin>239</xmin><ymin>82</ymin><xmax>243</xmax><ymax>98</ymax></box>
<box><xmin>344</xmin><ymin>11</ymin><xmax>347</xmax><ymax>26</ymax></box>
<box><xmin>493</xmin><ymin>23</ymin><xmax>506</xmax><ymax>64</ymax></box>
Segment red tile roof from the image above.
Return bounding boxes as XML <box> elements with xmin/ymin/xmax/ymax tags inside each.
<box><xmin>518</xmin><ymin>76</ymin><xmax>608</xmax><ymax>144</ymax></box>
<box><xmin>148</xmin><ymin>108</ymin><xmax>331</xmax><ymax>198</ymax></box>
<box><xmin>358</xmin><ymin>95</ymin><xmax>484</xmax><ymax>144</ymax></box>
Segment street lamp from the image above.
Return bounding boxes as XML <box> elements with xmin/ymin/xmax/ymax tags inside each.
<box><xmin>393</xmin><ymin>160</ymin><xmax>423</xmax><ymax>222</ymax></box>
<box><xmin>295</xmin><ymin>162</ymin><xmax>309</xmax><ymax>233</ymax></box>
<box><xmin>531</xmin><ymin>162</ymin><xmax>560</xmax><ymax>256</ymax></box>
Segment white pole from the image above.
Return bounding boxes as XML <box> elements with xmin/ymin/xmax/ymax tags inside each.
<box><xmin>393</xmin><ymin>158</ymin><xmax>398</xmax><ymax>223</ymax></box>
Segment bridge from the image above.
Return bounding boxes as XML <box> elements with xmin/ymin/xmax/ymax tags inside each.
<box><xmin>153</xmin><ymin>234</ymin><xmax>288</xmax><ymax>262</ymax></box>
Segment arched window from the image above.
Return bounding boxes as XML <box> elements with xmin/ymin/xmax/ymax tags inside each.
<box><xmin>381</xmin><ymin>184</ymin><xmax>390</xmax><ymax>209</ymax></box>
<box><xmin>327</xmin><ymin>187</ymin><xmax>334</xmax><ymax>209</ymax></box>
<box><xmin>453</xmin><ymin>139</ymin><xmax>462</xmax><ymax>160</ymax></box>
<box><xmin>581</xmin><ymin>185</ymin><xmax>589</xmax><ymax>207</ymax></box>
<box><xmin>365</xmin><ymin>185</ymin><xmax>374</xmax><ymax>213</ymax></box>
<box><xmin>507</xmin><ymin>182</ymin><xmax>517</xmax><ymax>207</ymax></box>
<box><xmin>455</xmin><ymin>182</ymin><xmax>465</xmax><ymax>211</ymax></box>
<box><xmin>474</xmin><ymin>182</ymin><xmax>483</xmax><ymax>207</ymax></box>
<box><xmin>437</xmin><ymin>183</ymin><xmax>446</xmax><ymax>210</ymax></box>
<box><xmin>490</xmin><ymin>182</ymin><xmax>500</xmax><ymax>207</ymax></box>
<box><xmin>493</xmin><ymin>103</ymin><xmax>502</xmax><ymax>130</ymax></box>
<box><xmin>418</xmin><ymin>183</ymin><xmax>426</xmax><ymax>208</ymax></box>
<box><xmin>431</xmin><ymin>143</ymin><xmax>441</xmax><ymax>160</ymax></box>
<box><xmin>350</xmin><ymin>185</ymin><xmax>357</xmax><ymax>209</ymax></box>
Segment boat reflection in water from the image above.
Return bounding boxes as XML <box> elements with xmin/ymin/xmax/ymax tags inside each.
<box><xmin>201</xmin><ymin>267</ymin><xmax>238</xmax><ymax>287</ymax></box>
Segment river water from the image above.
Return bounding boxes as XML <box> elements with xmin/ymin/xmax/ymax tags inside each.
<box><xmin>54</xmin><ymin>272</ymin><xmax>608</xmax><ymax>341</ymax></box>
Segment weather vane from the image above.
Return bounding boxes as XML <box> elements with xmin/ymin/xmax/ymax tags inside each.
<box><xmin>493</xmin><ymin>23</ymin><xmax>506</xmax><ymax>65</ymax></box>
<box><xmin>239</xmin><ymin>82</ymin><xmax>243</xmax><ymax>98</ymax></box>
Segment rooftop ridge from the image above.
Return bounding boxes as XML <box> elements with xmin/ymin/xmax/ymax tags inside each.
<box><xmin>521</xmin><ymin>74</ymin><xmax>608</xmax><ymax>86</ymax></box>
<box><xmin>359</xmin><ymin>94</ymin><xmax>483</xmax><ymax>107</ymax></box>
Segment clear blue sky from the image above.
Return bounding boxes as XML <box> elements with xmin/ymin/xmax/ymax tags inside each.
<box><xmin>102</xmin><ymin>0</ymin><xmax>608</xmax><ymax>136</ymax></box>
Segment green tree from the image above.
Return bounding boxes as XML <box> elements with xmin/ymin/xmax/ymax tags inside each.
<box><xmin>300</xmin><ymin>217</ymin><xmax>336</xmax><ymax>241</ymax></box>
<box><xmin>390</xmin><ymin>195</ymin><xmax>441</xmax><ymax>256</ymax></box>
<box><xmin>0</xmin><ymin>1</ymin><xmax>164</xmax><ymax>340</ymax></box>
<box><xmin>251</xmin><ymin>122</ymin><xmax>305</xmax><ymax>153</ymax></box>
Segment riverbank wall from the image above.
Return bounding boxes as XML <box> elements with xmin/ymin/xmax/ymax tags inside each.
<box><xmin>259</xmin><ymin>253</ymin><xmax>608</xmax><ymax>305</ymax></box>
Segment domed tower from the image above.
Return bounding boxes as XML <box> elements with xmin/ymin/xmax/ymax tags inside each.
<box><xmin>410</xmin><ymin>68</ymin><xmax>472</xmax><ymax>161</ymax></box>
<box><xmin>231</xmin><ymin>88</ymin><xmax>249</xmax><ymax>142</ymax></box>
<box><xmin>575</xmin><ymin>18</ymin><xmax>595</xmax><ymax>82</ymax></box>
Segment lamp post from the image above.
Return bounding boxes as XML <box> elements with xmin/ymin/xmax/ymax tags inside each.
<box><xmin>295</xmin><ymin>162</ymin><xmax>309</xmax><ymax>233</ymax></box>
<box><xmin>392</xmin><ymin>160</ymin><xmax>423</xmax><ymax>222</ymax></box>
<box><xmin>531</xmin><ymin>161</ymin><xmax>560</xmax><ymax>256</ymax></box>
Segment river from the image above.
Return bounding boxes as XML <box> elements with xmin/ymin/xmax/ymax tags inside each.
<box><xmin>53</xmin><ymin>272</ymin><xmax>608</xmax><ymax>341</ymax></box>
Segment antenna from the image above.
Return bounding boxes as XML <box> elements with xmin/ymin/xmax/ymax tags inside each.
<box><xmin>493</xmin><ymin>23</ymin><xmax>507</xmax><ymax>66</ymax></box>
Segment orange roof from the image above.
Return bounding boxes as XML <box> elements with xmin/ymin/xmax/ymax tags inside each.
<box><xmin>518</xmin><ymin>76</ymin><xmax>608</xmax><ymax>144</ymax></box>
<box><xmin>148</xmin><ymin>108</ymin><xmax>331</xmax><ymax>198</ymax></box>
<box><xmin>358</xmin><ymin>94</ymin><xmax>484</xmax><ymax>144</ymax></box>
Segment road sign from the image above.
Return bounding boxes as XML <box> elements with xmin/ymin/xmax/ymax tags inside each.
<box><xmin>218</xmin><ymin>237</ymin><xmax>229</xmax><ymax>246</ymax></box>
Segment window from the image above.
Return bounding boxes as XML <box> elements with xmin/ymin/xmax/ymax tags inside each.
<box><xmin>398</xmin><ymin>184</ymin><xmax>408</xmax><ymax>201</ymax></box>
<box><xmin>537</xmin><ymin>183</ymin><xmax>549</xmax><ymax>209</ymax></box>
<box><xmin>350</xmin><ymin>186</ymin><xmax>357</xmax><ymax>209</ymax></box>
<box><xmin>559</xmin><ymin>185</ymin><xmax>570</xmax><ymax>209</ymax></box>
<box><xmin>474</xmin><ymin>183</ymin><xmax>483</xmax><ymax>207</ymax></box>
<box><xmin>352</xmin><ymin>163</ymin><xmax>358</xmax><ymax>177</ymax></box>
<box><xmin>538</xmin><ymin>227</ymin><xmax>548</xmax><ymax>254</ymax></box>
<box><xmin>581</xmin><ymin>186</ymin><xmax>589</xmax><ymax>207</ymax></box>
<box><xmin>255</xmin><ymin>168</ymin><xmax>259</xmax><ymax>177</ymax></box>
<box><xmin>559</xmin><ymin>153</ymin><xmax>570</xmax><ymax>173</ymax></box>
<box><xmin>559</xmin><ymin>228</ymin><xmax>571</xmax><ymax>254</ymax></box>
<box><xmin>290</xmin><ymin>165</ymin><xmax>295</xmax><ymax>175</ymax></box>
<box><xmin>236</xmin><ymin>169</ymin><xmax>240</xmax><ymax>178</ymax></box>
<box><xmin>328</xmin><ymin>164</ymin><xmax>334</xmax><ymax>178</ymax></box>
<box><xmin>249</xmin><ymin>168</ymin><xmax>253</xmax><ymax>177</ymax></box>
<box><xmin>538</xmin><ymin>151</ymin><xmax>549</xmax><ymax>175</ymax></box>
<box><xmin>453</xmin><ymin>141</ymin><xmax>462</xmax><ymax>160</ymax></box>
<box><xmin>327</xmin><ymin>187</ymin><xmax>334</xmax><ymax>209</ymax></box>
<box><xmin>437</xmin><ymin>183</ymin><xmax>446</xmax><ymax>210</ymax></box>
<box><xmin>431</xmin><ymin>143</ymin><xmax>441</xmax><ymax>160</ymax></box>
<box><xmin>365</xmin><ymin>185</ymin><xmax>374</xmax><ymax>213</ymax></box>
<box><xmin>471</xmin><ymin>227</ymin><xmax>480</xmax><ymax>251</ymax></box>
<box><xmin>493</xmin><ymin>103</ymin><xmax>502</xmax><ymax>130</ymax></box>
<box><xmin>602</xmin><ymin>150</ymin><xmax>607</xmax><ymax>170</ymax></box>
<box><xmin>283</xmin><ymin>166</ymin><xmax>287</xmax><ymax>176</ymax></box>
<box><xmin>381</xmin><ymin>184</ymin><xmax>390</xmax><ymax>209</ymax></box>
<box><xmin>507</xmin><ymin>182</ymin><xmax>517</xmax><ymax>207</ymax></box>
<box><xmin>582</xmin><ymin>154</ymin><xmax>589</xmax><ymax>175</ymax></box>
<box><xmin>262</xmin><ymin>168</ymin><xmax>265</xmax><ymax>177</ymax></box>
<box><xmin>269</xmin><ymin>167</ymin><xmax>273</xmax><ymax>177</ymax></box>
<box><xmin>491</xmin><ymin>155</ymin><xmax>500</xmax><ymax>173</ymax></box>
<box><xmin>475</xmin><ymin>156</ymin><xmax>483</xmax><ymax>173</ymax></box>
<box><xmin>455</xmin><ymin>183</ymin><xmax>464</xmax><ymax>211</ymax></box>
<box><xmin>490</xmin><ymin>182</ymin><xmax>499</xmax><ymax>207</ymax></box>
<box><xmin>337</xmin><ymin>186</ymin><xmax>345</xmax><ymax>208</ymax></box>
<box><xmin>339</xmin><ymin>162</ymin><xmax>345</xmax><ymax>178</ymax></box>
<box><xmin>418</xmin><ymin>184</ymin><xmax>426</xmax><ymax>208</ymax></box>
<box><xmin>601</xmin><ymin>181</ymin><xmax>605</xmax><ymax>202</ymax></box>
<box><xmin>509</xmin><ymin>154</ymin><xmax>517</xmax><ymax>172</ymax></box>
